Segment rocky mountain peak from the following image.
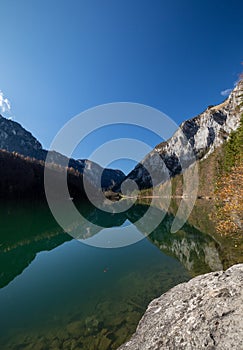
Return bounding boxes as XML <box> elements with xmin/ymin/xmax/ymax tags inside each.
<box><xmin>125</xmin><ymin>80</ymin><xmax>243</xmax><ymax>189</ymax></box>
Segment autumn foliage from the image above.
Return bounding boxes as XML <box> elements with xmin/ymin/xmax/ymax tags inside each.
<box><xmin>214</xmin><ymin>89</ymin><xmax>243</xmax><ymax>235</ymax></box>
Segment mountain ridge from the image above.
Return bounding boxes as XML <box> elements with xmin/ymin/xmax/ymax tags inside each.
<box><xmin>0</xmin><ymin>114</ymin><xmax>125</xmax><ymax>191</ymax></box>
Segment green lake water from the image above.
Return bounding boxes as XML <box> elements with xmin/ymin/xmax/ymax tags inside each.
<box><xmin>0</xmin><ymin>200</ymin><xmax>239</xmax><ymax>350</ymax></box>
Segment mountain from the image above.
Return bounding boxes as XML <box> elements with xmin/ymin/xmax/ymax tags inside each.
<box><xmin>125</xmin><ymin>80</ymin><xmax>243</xmax><ymax>189</ymax></box>
<box><xmin>0</xmin><ymin>79</ymin><xmax>242</xmax><ymax>198</ymax></box>
<box><xmin>0</xmin><ymin>115</ymin><xmax>125</xmax><ymax>193</ymax></box>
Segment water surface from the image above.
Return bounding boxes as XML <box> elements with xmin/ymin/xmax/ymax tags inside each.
<box><xmin>0</xmin><ymin>199</ymin><xmax>237</xmax><ymax>350</ymax></box>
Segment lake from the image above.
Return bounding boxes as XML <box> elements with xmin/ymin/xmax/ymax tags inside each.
<box><xmin>0</xmin><ymin>199</ymin><xmax>241</xmax><ymax>350</ymax></box>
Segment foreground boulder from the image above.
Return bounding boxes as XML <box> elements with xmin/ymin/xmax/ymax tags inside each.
<box><xmin>119</xmin><ymin>264</ymin><xmax>243</xmax><ymax>350</ymax></box>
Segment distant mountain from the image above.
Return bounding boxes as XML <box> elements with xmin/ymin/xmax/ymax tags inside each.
<box><xmin>0</xmin><ymin>115</ymin><xmax>125</xmax><ymax>193</ymax></box>
<box><xmin>124</xmin><ymin>80</ymin><xmax>243</xmax><ymax>189</ymax></box>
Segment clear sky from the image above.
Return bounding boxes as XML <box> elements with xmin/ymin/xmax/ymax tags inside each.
<box><xmin>0</xmin><ymin>0</ymin><xmax>243</xmax><ymax>173</ymax></box>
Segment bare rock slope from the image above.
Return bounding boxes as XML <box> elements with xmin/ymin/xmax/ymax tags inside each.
<box><xmin>119</xmin><ymin>264</ymin><xmax>243</xmax><ymax>350</ymax></box>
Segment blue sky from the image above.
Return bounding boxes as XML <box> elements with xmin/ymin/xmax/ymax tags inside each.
<box><xmin>0</xmin><ymin>0</ymin><xmax>243</xmax><ymax>173</ymax></box>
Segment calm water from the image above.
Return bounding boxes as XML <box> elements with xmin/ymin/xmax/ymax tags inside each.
<box><xmin>0</xmin><ymin>200</ymin><xmax>230</xmax><ymax>350</ymax></box>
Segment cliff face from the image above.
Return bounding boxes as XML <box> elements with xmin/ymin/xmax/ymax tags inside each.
<box><xmin>126</xmin><ymin>80</ymin><xmax>243</xmax><ymax>189</ymax></box>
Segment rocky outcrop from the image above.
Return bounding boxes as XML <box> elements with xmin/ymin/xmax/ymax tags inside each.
<box><xmin>119</xmin><ymin>264</ymin><xmax>243</xmax><ymax>350</ymax></box>
<box><xmin>125</xmin><ymin>80</ymin><xmax>243</xmax><ymax>189</ymax></box>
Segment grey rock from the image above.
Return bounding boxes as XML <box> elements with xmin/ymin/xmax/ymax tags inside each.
<box><xmin>119</xmin><ymin>264</ymin><xmax>243</xmax><ymax>350</ymax></box>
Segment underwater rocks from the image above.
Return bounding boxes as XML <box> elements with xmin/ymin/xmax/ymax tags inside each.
<box><xmin>119</xmin><ymin>264</ymin><xmax>243</xmax><ymax>350</ymax></box>
<box><xmin>2</xmin><ymin>267</ymin><xmax>190</xmax><ymax>350</ymax></box>
<box><xmin>3</xmin><ymin>301</ymin><xmax>144</xmax><ymax>350</ymax></box>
